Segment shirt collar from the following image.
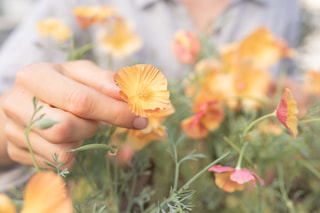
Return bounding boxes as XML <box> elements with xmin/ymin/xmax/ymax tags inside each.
<box><xmin>133</xmin><ymin>0</ymin><xmax>268</xmax><ymax>9</ymax></box>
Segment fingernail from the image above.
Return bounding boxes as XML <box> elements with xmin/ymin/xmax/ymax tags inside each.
<box><xmin>133</xmin><ymin>116</ymin><xmax>148</xmax><ymax>129</ymax></box>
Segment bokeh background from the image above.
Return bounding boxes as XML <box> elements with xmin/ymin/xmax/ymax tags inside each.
<box><xmin>0</xmin><ymin>0</ymin><xmax>319</xmax><ymax>71</ymax></box>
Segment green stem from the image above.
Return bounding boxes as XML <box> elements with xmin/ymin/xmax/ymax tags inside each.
<box><xmin>299</xmin><ymin>118</ymin><xmax>320</xmax><ymax>124</ymax></box>
<box><xmin>113</xmin><ymin>155</ymin><xmax>119</xmax><ymax>212</ymax></box>
<box><xmin>242</xmin><ymin>112</ymin><xmax>276</xmax><ymax>142</ymax></box>
<box><xmin>222</xmin><ymin>136</ymin><xmax>254</xmax><ymax>167</ymax></box>
<box><xmin>24</xmin><ymin>128</ymin><xmax>40</xmax><ymax>172</ymax></box>
<box><xmin>235</xmin><ymin>142</ymin><xmax>249</xmax><ymax>170</ymax></box>
<box><xmin>277</xmin><ymin>164</ymin><xmax>296</xmax><ymax>213</ymax></box>
<box><xmin>126</xmin><ymin>169</ymin><xmax>138</xmax><ymax>213</ymax></box>
<box><xmin>173</xmin><ymin>144</ymin><xmax>179</xmax><ymax>191</ymax></box>
<box><xmin>68</xmin><ymin>144</ymin><xmax>116</xmax><ymax>153</ymax></box>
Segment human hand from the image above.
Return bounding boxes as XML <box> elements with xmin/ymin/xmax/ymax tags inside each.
<box><xmin>1</xmin><ymin>60</ymin><xmax>148</xmax><ymax>169</ymax></box>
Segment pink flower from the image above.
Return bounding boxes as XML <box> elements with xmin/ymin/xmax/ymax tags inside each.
<box><xmin>209</xmin><ymin>165</ymin><xmax>264</xmax><ymax>193</ymax></box>
<box><xmin>171</xmin><ymin>30</ymin><xmax>201</xmax><ymax>64</ymax></box>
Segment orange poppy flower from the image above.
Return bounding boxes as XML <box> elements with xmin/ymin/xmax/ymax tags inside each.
<box><xmin>181</xmin><ymin>100</ymin><xmax>225</xmax><ymax>139</ymax></box>
<box><xmin>238</xmin><ymin>27</ymin><xmax>294</xmax><ymax>68</ymax></box>
<box><xmin>114</xmin><ymin>64</ymin><xmax>170</xmax><ymax>117</ymax></box>
<box><xmin>275</xmin><ymin>88</ymin><xmax>298</xmax><ymax>138</ymax></box>
<box><xmin>72</xmin><ymin>6</ymin><xmax>115</xmax><ymax>29</ymax></box>
<box><xmin>228</xmin><ymin>61</ymin><xmax>271</xmax><ymax>109</ymax></box>
<box><xmin>21</xmin><ymin>171</ymin><xmax>72</xmax><ymax>213</ymax></box>
<box><xmin>98</xmin><ymin>17</ymin><xmax>142</xmax><ymax>58</ymax></box>
<box><xmin>36</xmin><ymin>18</ymin><xmax>72</xmax><ymax>42</ymax></box>
<box><xmin>209</xmin><ymin>165</ymin><xmax>264</xmax><ymax>193</ymax></box>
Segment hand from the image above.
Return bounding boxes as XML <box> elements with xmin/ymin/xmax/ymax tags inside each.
<box><xmin>1</xmin><ymin>60</ymin><xmax>148</xmax><ymax>170</ymax></box>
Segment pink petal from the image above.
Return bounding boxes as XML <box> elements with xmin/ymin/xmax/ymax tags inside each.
<box><xmin>230</xmin><ymin>168</ymin><xmax>255</xmax><ymax>184</ymax></box>
<box><xmin>208</xmin><ymin>165</ymin><xmax>234</xmax><ymax>173</ymax></box>
<box><xmin>252</xmin><ymin>172</ymin><xmax>265</xmax><ymax>186</ymax></box>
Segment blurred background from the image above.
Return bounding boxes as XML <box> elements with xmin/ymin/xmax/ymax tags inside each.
<box><xmin>0</xmin><ymin>0</ymin><xmax>319</xmax><ymax>70</ymax></box>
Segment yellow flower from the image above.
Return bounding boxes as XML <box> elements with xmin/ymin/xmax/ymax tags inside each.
<box><xmin>36</xmin><ymin>18</ymin><xmax>72</xmax><ymax>42</ymax></box>
<box><xmin>98</xmin><ymin>17</ymin><xmax>142</xmax><ymax>58</ymax></box>
<box><xmin>114</xmin><ymin>64</ymin><xmax>170</xmax><ymax>117</ymax></box>
<box><xmin>72</xmin><ymin>6</ymin><xmax>115</xmax><ymax>29</ymax></box>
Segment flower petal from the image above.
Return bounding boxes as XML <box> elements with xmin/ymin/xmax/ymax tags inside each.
<box><xmin>276</xmin><ymin>88</ymin><xmax>298</xmax><ymax>138</ymax></box>
<box><xmin>230</xmin><ymin>168</ymin><xmax>255</xmax><ymax>184</ymax></box>
<box><xmin>114</xmin><ymin>64</ymin><xmax>170</xmax><ymax>117</ymax></box>
<box><xmin>214</xmin><ymin>171</ymin><xmax>245</xmax><ymax>193</ymax></box>
<box><xmin>208</xmin><ymin>165</ymin><xmax>234</xmax><ymax>173</ymax></box>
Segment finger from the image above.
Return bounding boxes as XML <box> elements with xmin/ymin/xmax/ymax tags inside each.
<box><xmin>6</xmin><ymin>123</ymin><xmax>81</xmax><ymax>168</ymax></box>
<box><xmin>4</xmin><ymin>88</ymin><xmax>99</xmax><ymax>143</ymax></box>
<box><xmin>7</xmin><ymin>141</ymin><xmax>75</xmax><ymax>170</ymax></box>
<box><xmin>60</xmin><ymin>60</ymin><xmax>122</xmax><ymax>101</ymax></box>
<box><xmin>15</xmin><ymin>62</ymin><xmax>147</xmax><ymax>129</ymax></box>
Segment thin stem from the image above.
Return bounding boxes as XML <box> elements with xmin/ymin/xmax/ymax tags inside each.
<box><xmin>299</xmin><ymin>118</ymin><xmax>320</xmax><ymax>124</ymax></box>
<box><xmin>222</xmin><ymin>136</ymin><xmax>254</xmax><ymax>167</ymax></box>
<box><xmin>126</xmin><ymin>169</ymin><xmax>138</xmax><ymax>213</ymax></box>
<box><xmin>113</xmin><ymin>155</ymin><xmax>119</xmax><ymax>212</ymax></box>
<box><xmin>173</xmin><ymin>144</ymin><xmax>179</xmax><ymax>191</ymax></box>
<box><xmin>235</xmin><ymin>142</ymin><xmax>249</xmax><ymax>170</ymax></box>
<box><xmin>24</xmin><ymin>128</ymin><xmax>40</xmax><ymax>172</ymax></box>
<box><xmin>277</xmin><ymin>164</ymin><xmax>296</xmax><ymax>213</ymax></box>
<box><xmin>242</xmin><ymin>112</ymin><xmax>276</xmax><ymax>142</ymax></box>
<box><xmin>69</xmin><ymin>144</ymin><xmax>116</xmax><ymax>153</ymax></box>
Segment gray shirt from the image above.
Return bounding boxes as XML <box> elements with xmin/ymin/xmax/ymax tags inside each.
<box><xmin>0</xmin><ymin>0</ymin><xmax>301</xmax><ymax>191</ymax></box>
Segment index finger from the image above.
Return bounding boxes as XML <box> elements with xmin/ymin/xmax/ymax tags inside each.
<box><xmin>15</xmin><ymin>62</ymin><xmax>147</xmax><ymax>129</ymax></box>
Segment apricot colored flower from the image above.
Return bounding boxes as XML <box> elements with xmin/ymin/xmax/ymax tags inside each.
<box><xmin>98</xmin><ymin>17</ymin><xmax>142</xmax><ymax>58</ymax></box>
<box><xmin>220</xmin><ymin>27</ymin><xmax>294</xmax><ymax>72</ymax></box>
<box><xmin>36</xmin><ymin>18</ymin><xmax>72</xmax><ymax>42</ymax></box>
<box><xmin>114</xmin><ymin>64</ymin><xmax>170</xmax><ymax>117</ymax></box>
<box><xmin>209</xmin><ymin>165</ymin><xmax>264</xmax><ymax>193</ymax></box>
<box><xmin>72</xmin><ymin>6</ymin><xmax>115</xmax><ymax>29</ymax></box>
<box><xmin>171</xmin><ymin>30</ymin><xmax>201</xmax><ymax>64</ymax></box>
<box><xmin>229</xmin><ymin>62</ymin><xmax>271</xmax><ymax>109</ymax></box>
<box><xmin>275</xmin><ymin>88</ymin><xmax>298</xmax><ymax>138</ymax></box>
<box><xmin>21</xmin><ymin>171</ymin><xmax>72</xmax><ymax>213</ymax></box>
<box><xmin>238</xmin><ymin>27</ymin><xmax>294</xmax><ymax>68</ymax></box>
<box><xmin>181</xmin><ymin>100</ymin><xmax>225</xmax><ymax>139</ymax></box>
<box><xmin>0</xmin><ymin>194</ymin><xmax>16</xmax><ymax>213</ymax></box>
<box><xmin>126</xmin><ymin>103</ymin><xmax>175</xmax><ymax>150</ymax></box>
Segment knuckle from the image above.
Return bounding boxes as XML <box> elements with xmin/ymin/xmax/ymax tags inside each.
<box><xmin>67</xmin><ymin>89</ymin><xmax>93</xmax><ymax>116</ymax></box>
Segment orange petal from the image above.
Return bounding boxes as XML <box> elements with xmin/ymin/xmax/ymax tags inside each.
<box><xmin>21</xmin><ymin>171</ymin><xmax>73</xmax><ymax>213</ymax></box>
<box><xmin>114</xmin><ymin>64</ymin><xmax>170</xmax><ymax>117</ymax></box>
<box><xmin>214</xmin><ymin>171</ymin><xmax>245</xmax><ymax>193</ymax></box>
<box><xmin>276</xmin><ymin>88</ymin><xmax>298</xmax><ymax>138</ymax></box>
